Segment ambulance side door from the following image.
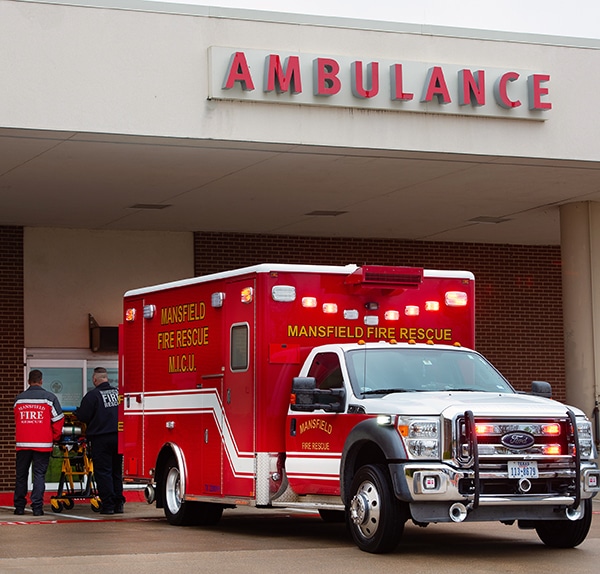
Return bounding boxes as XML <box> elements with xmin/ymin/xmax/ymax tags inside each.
<box><xmin>222</xmin><ymin>278</ymin><xmax>256</xmax><ymax>497</ymax></box>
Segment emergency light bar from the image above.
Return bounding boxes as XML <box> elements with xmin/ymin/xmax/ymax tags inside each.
<box><xmin>345</xmin><ymin>265</ymin><xmax>424</xmax><ymax>290</ymax></box>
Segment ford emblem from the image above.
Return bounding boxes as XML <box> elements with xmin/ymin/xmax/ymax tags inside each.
<box><xmin>500</xmin><ymin>432</ymin><xmax>535</xmax><ymax>450</ymax></box>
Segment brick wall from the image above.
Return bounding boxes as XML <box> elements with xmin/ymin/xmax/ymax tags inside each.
<box><xmin>0</xmin><ymin>227</ymin><xmax>24</xmax><ymax>492</ymax></box>
<box><xmin>194</xmin><ymin>232</ymin><xmax>565</xmax><ymax>401</ymax></box>
<box><xmin>0</xmin><ymin>228</ymin><xmax>564</xmax><ymax>494</ymax></box>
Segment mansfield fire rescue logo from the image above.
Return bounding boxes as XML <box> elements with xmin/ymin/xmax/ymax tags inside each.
<box><xmin>157</xmin><ymin>301</ymin><xmax>209</xmax><ymax>374</ymax></box>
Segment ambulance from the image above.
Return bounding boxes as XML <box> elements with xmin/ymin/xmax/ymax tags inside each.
<box><xmin>119</xmin><ymin>263</ymin><xmax>599</xmax><ymax>553</ymax></box>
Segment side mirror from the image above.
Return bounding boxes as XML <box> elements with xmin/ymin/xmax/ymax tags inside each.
<box><xmin>531</xmin><ymin>380</ymin><xmax>552</xmax><ymax>398</ymax></box>
<box><xmin>291</xmin><ymin>377</ymin><xmax>317</xmax><ymax>411</ymax></box>
<box><xmin>290</xmin><ymin>377</ymin><xmax>346</xmax><ymax>413</ymax></box>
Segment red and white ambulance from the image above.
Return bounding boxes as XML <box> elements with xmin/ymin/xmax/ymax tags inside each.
<box><xmin>119</xmin><ymin>263</ymin><xmax>599</xmax><ymax>553</ymax></box>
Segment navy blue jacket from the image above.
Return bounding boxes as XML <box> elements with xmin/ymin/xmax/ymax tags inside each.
<box><xmin>75</xmin><ymin>382</ymin><xmax>119</xmax><ymax>438</ymax></box>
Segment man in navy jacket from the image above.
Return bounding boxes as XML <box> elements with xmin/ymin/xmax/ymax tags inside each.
<box><xmin>75</xmin><ymin>367</ymin><xmax>124</xmax><ymax>514</ymax></box>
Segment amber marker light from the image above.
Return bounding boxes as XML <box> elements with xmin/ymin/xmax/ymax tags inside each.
<box><xmin>125</xmin><ymin>308</ymin><xmax>136</xmax><ymax>322</ymax></box>
<box><xmin>542</xmin><ymin>444</ymin><xmax>562</xmax><ymax>455</ymax></box>
<box><xmin>241</xmin><ymin>287</ymin><xmax>254</xmax><ymax>303</ymax></box>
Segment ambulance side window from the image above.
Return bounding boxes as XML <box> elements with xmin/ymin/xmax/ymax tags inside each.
<box><xmin>230</xmin><ymin>323</ymin><xmax>249</xmax><ymax>371</ymax></box>
<box><xmin>308</xmin><ymin>352</ymin><xmax>343</xmax><ymax>390</ymax></box>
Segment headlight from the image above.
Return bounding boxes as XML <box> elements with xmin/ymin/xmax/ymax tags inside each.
<box><xmin>577</xmin><ymin>420</ymin><xmax>594</xmax><ymax>459</ymax></box>
<box><xmin>397</xmin><ymin>417</ymin><xmax>440</xmax><ymax>459</ymax></box>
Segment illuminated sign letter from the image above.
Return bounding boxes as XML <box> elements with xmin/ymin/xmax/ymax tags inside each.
<box><xmin>264</xmin><ymin>55</ymin><xmax>303</xmax><ymax>94</ymax></box>
<box><xmin>494</xmin><ymin>71</ymin><xmax>521</xmax><ymax>109</ymax></box>
<box><xmin>527</xmin><ymin>74</ymin><xmax>552</xmax><ymax>110</ymax></box>
<box><xmin>390</xmin><ymin>64</ymin><xmax>414</xmax><ymax>101</ymax></box>
<box><xmin>458</xmin><ymin>69</ymin><xmax>485</xmax><ymax>106</ymax></box>
<box><xmin>421</xmin><ymin>66</ymin><xmax>452</xmax><ymax>104</ymax></box>
<box><xmin>351</xmin><ymin>61</ymin><xmax>379</xmax><ymax>98</ymax></box>
<box><xmin>222</xmin><ymin>51</ymin><xmax>255</xmax><ymax>91</ymax></box>
<box><xmin>313</xmin><ymin>58</ymin><xmax>341</xmax><ymax>96</ymax></box>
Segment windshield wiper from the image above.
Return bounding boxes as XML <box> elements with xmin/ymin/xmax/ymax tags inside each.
<box><xmin>361</xmin><ymin>388</ymin><xmax>420</xmax><ymax>395</ymax></box>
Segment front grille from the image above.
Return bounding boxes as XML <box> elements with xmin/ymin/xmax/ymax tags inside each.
<box><xmin>454</xmin><ymin>416</ymin><xmax>577</xmax><ymax>498</ymax></box>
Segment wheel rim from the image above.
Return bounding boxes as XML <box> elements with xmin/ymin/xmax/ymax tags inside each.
<box><xmin>165</xmin><ymin>466</ymin><xmax>182</xmax><ymax>514</ymax></box>
<box><xmin>349</xmin><ymin>479</ymin><xmax>381</xmax><ymax>539</ymax></box>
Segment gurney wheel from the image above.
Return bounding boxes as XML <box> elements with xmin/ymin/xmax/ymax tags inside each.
<box><xmin>51</xmin><ymin>500</ymin><xmax>64</xmax><ymax>513</ymax></box>
<box><xmin>63</xmin><ymin>499</ymin><xmax>74</xmax><ymax>510</ymax></box>
<box><xmin>91</xmin><ymin>497</ymin><xmax>101</xmax><ymax>512</ymax></box>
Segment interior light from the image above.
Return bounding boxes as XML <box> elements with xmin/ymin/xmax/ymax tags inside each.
<box><xmin>125</xmin><ymin>308</ymin><xmax>136</xmax><ymax>322</ymax></box>
<box><xmin>323</xmin><ymin>303</ymin><xmax>338</xmax><ymax>314</ymax></box>
<box><xmin>241</xmin><ymin>287</ymin><xmax>254</xmax><ymax>304</ymax></box>
<box><xmin>425</xmin><ymin>301</ymin><xmax>440</xmax><ymax>311</ymax></box>
<box><xmin>384</xmin><ymin>310</ymin><xmax>400</xmax><ymax>321</ymax></box>
<box><xmin>405</xmin><ymin>305</ymin><xmax>419</xmax><ymax>316</ymax></box>
<box><xmin>302</xmin><ymin>297</ymin><xmax>317</xmax><ymax>308</ymax></box>
<box><xmin>445</xmin><ymin>291</ymin><xmax>468</xmax><ymax>307</ymax></box>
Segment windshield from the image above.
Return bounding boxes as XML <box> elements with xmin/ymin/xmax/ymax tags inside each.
<box><xmin>345</xmin><ymin>348</ymin><xmax>514</xmax><ymax>396</ymax></box>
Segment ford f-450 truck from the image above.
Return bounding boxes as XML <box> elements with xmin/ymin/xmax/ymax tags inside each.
<box><xmin>119</xmin><ymin>264</ymin><xmax>599</xmax><ymax>553</ymax></box>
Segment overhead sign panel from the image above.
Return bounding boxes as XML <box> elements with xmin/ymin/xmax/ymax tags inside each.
<box><xmin>208</xmin><ymin>47</ymin><xmax>551</xmax><ymax>121</ymax></box>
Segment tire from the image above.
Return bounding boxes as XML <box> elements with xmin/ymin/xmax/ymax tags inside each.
<box><xmin>162</xmin><ymin>456</ymin><xmax>223</xmax><ymax>527</ymax></box>
<box><xmin>535</xmin><ymin>499</ymin><xmax>593</xmax><ymax>548</ymax></box>
<box><xmin>347</xmin><ymin>464</ymin><xmax>406</xmax><ymax>554</ymax></box>
<box><xmin>318</xmin><ymin>509</ymin><xmax>346</xmax><ymax>523</ymax></box>
<box><xmin>51</xmin><ymin>500</ymin><xmax>63</xmax><ymax>513</ymax></box>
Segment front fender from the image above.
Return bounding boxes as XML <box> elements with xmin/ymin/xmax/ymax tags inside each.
<box><xmin>340</xmin><ymin>418</ymin><xmax>406</xmax><ymax>504</ymax></box>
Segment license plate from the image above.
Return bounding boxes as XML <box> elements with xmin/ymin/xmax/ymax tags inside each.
<box><xmin>507</xmin><ymin>460</ymin><xmax>539</xmax><ymax>479</ymax></box>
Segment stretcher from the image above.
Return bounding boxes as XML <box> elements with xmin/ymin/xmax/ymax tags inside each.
<box><xmin>50</xmin><ymin>408</ymin><xmax>102</xmax><ymax>513</ymax></box>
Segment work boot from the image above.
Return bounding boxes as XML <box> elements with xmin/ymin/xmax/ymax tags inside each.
<box><xmin>14</xmin><ymin>508</ymin><xmax>24</xmax><ymax>515</ymax></box>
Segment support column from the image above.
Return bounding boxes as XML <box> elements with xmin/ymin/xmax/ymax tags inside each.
<box><xmin>560</xmin><ymin>202</ymin><xmax>599</xmax><ymax>420</ymax></box>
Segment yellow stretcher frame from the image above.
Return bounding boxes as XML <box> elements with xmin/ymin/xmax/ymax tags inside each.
<box><xmin>50</xmin><ymin>412</ymin><xmax>102</xmax><ymax>513</ymax></box>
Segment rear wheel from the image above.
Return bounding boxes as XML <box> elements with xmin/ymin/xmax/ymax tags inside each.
<box><xmin>535</xmin><ymin>499</ymin><xmax>592</xmax><ymax>548</ymax></box>
<box><xmin>347</xmin><ymin>464</ymin><xmax>406</xmax><ymax>553</ymax></box>
<box><xmin>162</xmin><ymin>456</ymin><xmax>223</xmax><ymax>526</ymax></box>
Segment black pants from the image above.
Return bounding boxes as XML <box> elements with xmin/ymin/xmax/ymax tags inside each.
<box><xmin>14</xmin><ymin>450</ymin><xmax>51</xmax><ymax>511</ymax></box>
<box><xmin>89</xmin><ymin>433</ymin><xmax>124</xmax><ymax>510</ymax></box>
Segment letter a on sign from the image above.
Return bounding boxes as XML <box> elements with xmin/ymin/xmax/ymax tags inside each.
<box><xmin>223</xmin><ymin>51</ymin><xmax>255</xmax><ymax>91</ymax></box>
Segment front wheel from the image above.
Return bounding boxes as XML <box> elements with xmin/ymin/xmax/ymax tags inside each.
<box><xmin>347</xmin><ymin>464</ymin><xmax>406</xmax><ymax>553</ymax></box>
<box><xmin>535</xmin><ymin>499</ymin><xmax>593</xmax><ymax>548</ymax></box>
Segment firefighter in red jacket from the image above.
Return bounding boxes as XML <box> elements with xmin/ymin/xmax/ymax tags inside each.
<box><xmin>13</xmin><ymin>369</ymin><xmax>64</xmax><ymax>516</ymax></box>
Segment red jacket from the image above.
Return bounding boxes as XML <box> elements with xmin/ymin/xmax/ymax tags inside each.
<box><xmin>14</xmin><ymin>385</ymin><xmax>64</xmax><ymax>451</ymax></box>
